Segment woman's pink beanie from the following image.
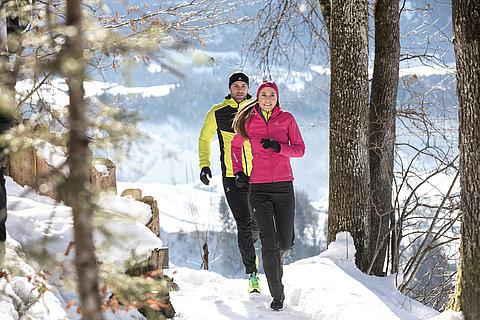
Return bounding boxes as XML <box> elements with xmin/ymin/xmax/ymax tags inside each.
<box><xmin>256</xmin><ymin>81</ymin><xmax>279</xmax><ymax>100</ymax></box>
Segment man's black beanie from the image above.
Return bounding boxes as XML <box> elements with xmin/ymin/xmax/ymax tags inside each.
<box><xmin>228</xmin><ymin>72</ymin><xmax>249</xmax><ymax>88</ymax></box>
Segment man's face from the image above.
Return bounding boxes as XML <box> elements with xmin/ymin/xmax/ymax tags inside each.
<box><xmin>230</xmin><ymin>81</ymin><xmax>248</xmax><ymax>103</ymax></box>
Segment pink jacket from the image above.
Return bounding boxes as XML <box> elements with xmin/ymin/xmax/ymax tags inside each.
<box><xmin>231</xmin><ymin>105</ymin><xmax>305</xmax><ymax>184</ymax></box>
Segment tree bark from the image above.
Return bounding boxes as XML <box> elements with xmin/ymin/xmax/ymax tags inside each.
<box><xmin>327</xmin><ymin>0</ymin><xmax>371</xmax><ymax>272</ymax></box>
<box><xmin>449</xmin><ymin>0</ymin><xmax>480</xmax><ymax>318</ymax></box>
<box><xmin>318</xmin><ymin>0</ymin><xmax>331</xmax><ymax>33</ymax></box>
<box><xmin>367</xmin><ymin>0</ymin><xmax>400</xmax><ymax>276</ymax></box>
<box><xmin>65</xmin><ymin>0</ymin><xmax>103</xmax><ymax>319</ymax></box>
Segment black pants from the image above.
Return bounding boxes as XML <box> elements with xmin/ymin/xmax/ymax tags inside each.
<box><xmin>0</xmin><ymin>168</ymin><xmax>7</xmax><ymax>242</ymax></box>
<box><xmin>223</xmin><ymin>177</ymin><xmax>259</xmax><ymax>274</ymax></box>
<box><xmin>249</xmin><ymin>181</ymin><xmax>294</xmax><ymax>299</ymax></box>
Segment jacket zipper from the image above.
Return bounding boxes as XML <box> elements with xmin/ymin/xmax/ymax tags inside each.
<box><xmin>243</xmin><ymin>148</ymin><xmax>248</xmax><ymax>175</ymax></box>
<box><xmin>257</xmin><ymin>106</ymin><xmax>279</xmax><ymax>183</ymax></box>
<box><xmin>237</xmin><ymin>100</ymin><xmax>249</xmax><ymax>176</ymax></box>
<box><xmin>262</xmin><ymin>109</ymin><xmax>273</xmax><ymax>183</ymax></box>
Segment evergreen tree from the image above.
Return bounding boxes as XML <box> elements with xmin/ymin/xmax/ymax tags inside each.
<box><xmin>64</xmin><ymin>0</ymin><xmax>102</xmax><ymax>318</ymax></box>
<box><xmin>295</xmin><ymin>190</ymin><xmax>319</xmax><ymax>246</ymax></box>
<box><xmin>219</xmin><ymin>195</ymin><xmax>235</xmax><ymax>233</ymax></box>
<box><xmin>294</xmin><ymin>190</ymin><xmax>322</xmax><ymax>259</ymax></box>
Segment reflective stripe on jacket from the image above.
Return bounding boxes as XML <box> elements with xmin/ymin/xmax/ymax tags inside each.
<box><xmin>198</xmin><ymin>95</ymin><xmax>253</xmax><ymax>178</ymax></box>
<box><xmin>231</xmin><ymin>104</ymin><xmax>305</xmax><ymax>184</ymax></box>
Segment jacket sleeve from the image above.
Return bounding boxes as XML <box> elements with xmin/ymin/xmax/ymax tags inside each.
<box><xmin>279</xmin><ymin>115</ymin><xmax>305</xmax><ymax>158</ymax></box>
<box><xmin>231</xmin><ymin>133</ymin><xmax>245</xmax><ymax>175</ymax></box>
<box><xmin>198</xmin><ymin>107</ymin><xmax>217</xmax><ymax>169</ymax></box>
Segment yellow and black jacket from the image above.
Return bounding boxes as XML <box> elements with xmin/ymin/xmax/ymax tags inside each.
<box><xmin>198</xmin><ymin>94</ymin><xmax>253</xmax><ymax>178</ymax></box>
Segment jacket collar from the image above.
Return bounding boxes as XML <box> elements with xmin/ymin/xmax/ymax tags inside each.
<box><xmin>223</xmin><ymin>94</ymin><xmax>253</xmax><ymax>108</ymax></box>
<box><xmin>253</xmin><ymin>104</ymin><xmax>281</xmax><ymax>120</ymax></box>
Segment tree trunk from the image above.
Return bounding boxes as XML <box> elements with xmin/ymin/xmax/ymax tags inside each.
<box><xmin>202</xmin><ymin>242</ymin><xmax>209</xmax><ymax>270</ymax></box>
<box><xmin>318</xmin><ymin>0</ymin><xmax>331</xmax><ymax>32</ymax></box>
<box><xmin>449</xmin><ymin>0</ymin><xmax>480</xmax><ymax>318</ymax></box>
<box><xmin>327</xmin><ymin>0</ymin><xmax>371</xmax><ymax>272</ymax></box>
<box><xmin>65</xmin><ymin>0</ymin><xmax>103</xmax><ymax>319</ymax></box>
<box><xmin>368</xmin><ymin>0</ymin><xmax>400</xmax><ymax>276</ymax></box>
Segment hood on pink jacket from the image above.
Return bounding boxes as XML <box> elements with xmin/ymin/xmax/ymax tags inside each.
<box><xmin>231</xmin><ymin>104</ymin><xmax>305</xmax><ymax>184</ymax></box>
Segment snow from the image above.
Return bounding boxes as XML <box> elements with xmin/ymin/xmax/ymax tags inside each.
<box><xmin>429</xmin><ymin>311</ymin><xmax>464</xmax><ymax>320</ymax></box>
<box><xmin>93</xmin><ymin>164</ymin><xmax>109</xmax><ymax>176</ymax></box>
<box><xmin>398</xmin><ymin>65</ymin><xmax>454</xmax><ymax>78</ymax></box>
<box><xmin>2</xmin><ymin>177</ymin><xmax>164</xmax><ymax>319</ymax></box>
<box><xmin>35</xmin><ymin>141</ymin><xmax>69</xmax><ymax>176</ymax></box>
<box><xmin>16</xmin><ymin>79</ymin><xmax>178</xmax><ymax>109</ymax></box>
<box><xmin>310</xmin><ymin>64</ymin><xmax>331</xmax><ymax>75</ymax></box>
<box><xmin>5</xmin><ymin>177</ymin><xmax>161</xmax><ymax>265</ymax></box>
<box><xmin>147</xmin><ymin>63</ymin><xmax>162</xmax><ymax>73</ymax></box>
<box><xmin>310</xmin><ymin>64</ymin><xmax>454</xmax><ymax>78</ymax></box>
<box><xmin>0</xmin><ymin>238</ymin><xmax>68</xmax><ymax>320</ymax></box>
<box><xmin>95</xmin><ymin>193</ymin><xmax>152</xmax><ymax>225</ymax></box>
<box><xmin>166</xmin><ymin>232</ymin><xmax>449</xmax><ymax>320</ymax></box>
<box><xmin>118</xmin><ymin>178</ymin><xmax>225</xmax><ymax>233</ymax></box>
<box><xmin>106</xmin><ymin>83</ymin><xmax>177</xmax><ymax>98</ymax></box>
<box><xmin>1</xmin><ymin>177</ymin><xmax>463</xmax><ymax>320</ymax></box>
<box><xmin>286</xmin><ymin>81</ymin><xmax>305</xmax><ymax>92</ymax></box>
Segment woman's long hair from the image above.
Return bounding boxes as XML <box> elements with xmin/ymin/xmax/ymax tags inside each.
<box><xmin>233</xmin><ymin>99</ymin><xmax>257</xmax><ymax>139</ymax></box>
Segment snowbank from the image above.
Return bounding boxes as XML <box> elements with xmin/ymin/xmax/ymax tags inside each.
<box><xmin>1</xmin><ymin>175</ymin><xmax>464</xmax><ymax>320</ymax></box>
<box><xmin>0</xmin><ymin>238</ymin><xmax>68</xmax><ymax>320</ymax></box>
<box><xmin>2</xmin><ymin>177</ymin><xmax>165</xmax><ymax>319</ymax></box>
<box><xmin>6</xmin><ymin>177</ymin><xmax>162</xmax><ymax>266</ymax></box>
<box><xmin>166</xmin><ymin>232</ymin><xmax>451</xmax><ymax>320</ymax></box>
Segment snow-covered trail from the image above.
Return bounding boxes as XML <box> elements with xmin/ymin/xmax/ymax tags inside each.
<box><xmin>166</xmin><ymin>233</ymin><xmax>439</xmax><ymax>320</ymax></box>
<box><xmin>168</xmin><ymin>267</ymin><xmax>312</xmax><ymax>320</ymax></box>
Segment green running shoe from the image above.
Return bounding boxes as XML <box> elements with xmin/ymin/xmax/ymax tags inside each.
<box><xmin>248</xmin><ymin>271</ymin><xmax>261</xmax><ymax>293</ymax></box>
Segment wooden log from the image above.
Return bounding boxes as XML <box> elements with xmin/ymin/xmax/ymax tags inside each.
<box><xmin>33</xmin><ymin>123</ymin><xmax>49</xmax><ymax>135</ymax></box>
<box><xmin>141</xmin><ymin>196</ymin><xmax>159</xmax><ymax>237</ymax></box>
<box><xmin>7</xmin><ymin>146</ymin><xmax>36</xmax><ymax>187</ymax></box>
<box><xmin>140</xmin><ymin>196</ymin><xmax>169</xmax><ymax>270</ymax></box>
<box><xmin>158</xmin><ymin>247</ymin><xmax>169</xmax><ymax>269</ymax></box>
<box><xmin>91</xmin><ymin>157</ymin><xmax>117</xmax><ymax>194</ymax></box>
<box><xmin>34</xmin><ymin>125</ymin><xmax>66</xmax><ymax>148</ymax></box>
<box><xmin>35</xmin><ymin>152</ymin><xmax>60</xmax><ymax>200</ymax></box>
<box><xmin>7</xmin><ymin>137</ymin><xmax>69</xmax><ymax>203</ymax></box>
<box><xmin>119</xmin><ymin>193</ymin><xmax>169</xmax><ymax>270</ymax></box>
<box><xmin>121</xmin><ymin>192</ymin><xmax>175</xmax><ymax>318</ymax></box>
<box><xmin>33</xmin><ymin>141</ymin><xmax>69</xmax><ymax>203</ymax></box>
<box><xmin>120</xmin><ymin>188</ymin><xmax>142</xmax><ymax>201</ymax></box>
<box><xmin>126</xmin><ymin>247</ymin><xmax>169</xmax><ymax>276</ymax></box>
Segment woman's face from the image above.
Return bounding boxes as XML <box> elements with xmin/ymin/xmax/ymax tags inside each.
<box><xmin>258</xmin><ymin>87</ymin><xmax>277</xmax><ymax>111</ymax></box>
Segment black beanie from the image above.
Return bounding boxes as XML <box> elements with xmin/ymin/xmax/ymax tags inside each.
<box><xmin>228</xmin><ymin>72</ymin><xmax>249</xmax><ymax>88</ymax></box>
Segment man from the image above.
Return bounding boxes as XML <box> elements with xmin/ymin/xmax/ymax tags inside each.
<box><xmin>198</xmin><ymin>72</ymin><xmax>260</xmax><ymax>293</ymax></box>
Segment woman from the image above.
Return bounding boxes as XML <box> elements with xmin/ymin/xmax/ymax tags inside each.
<box><xmin>231</xmin><ymin>81</ymin><xmax>305</xmax><ymax>311</ymax></box>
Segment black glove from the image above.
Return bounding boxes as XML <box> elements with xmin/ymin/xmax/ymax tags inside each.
<box><xmin>235</xmin><ymin>171</ymin><xmax>249</xmax><ymax>188</ymax></box>
<box><xmin>260</xmin><ymin>138</ymin><xmax>281</xmax><ymax>153</ymax></box>
<box><xmin>200</xmin><ymin>167</ymin><xmax>212</xmax><ymax>185</ymax></box>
